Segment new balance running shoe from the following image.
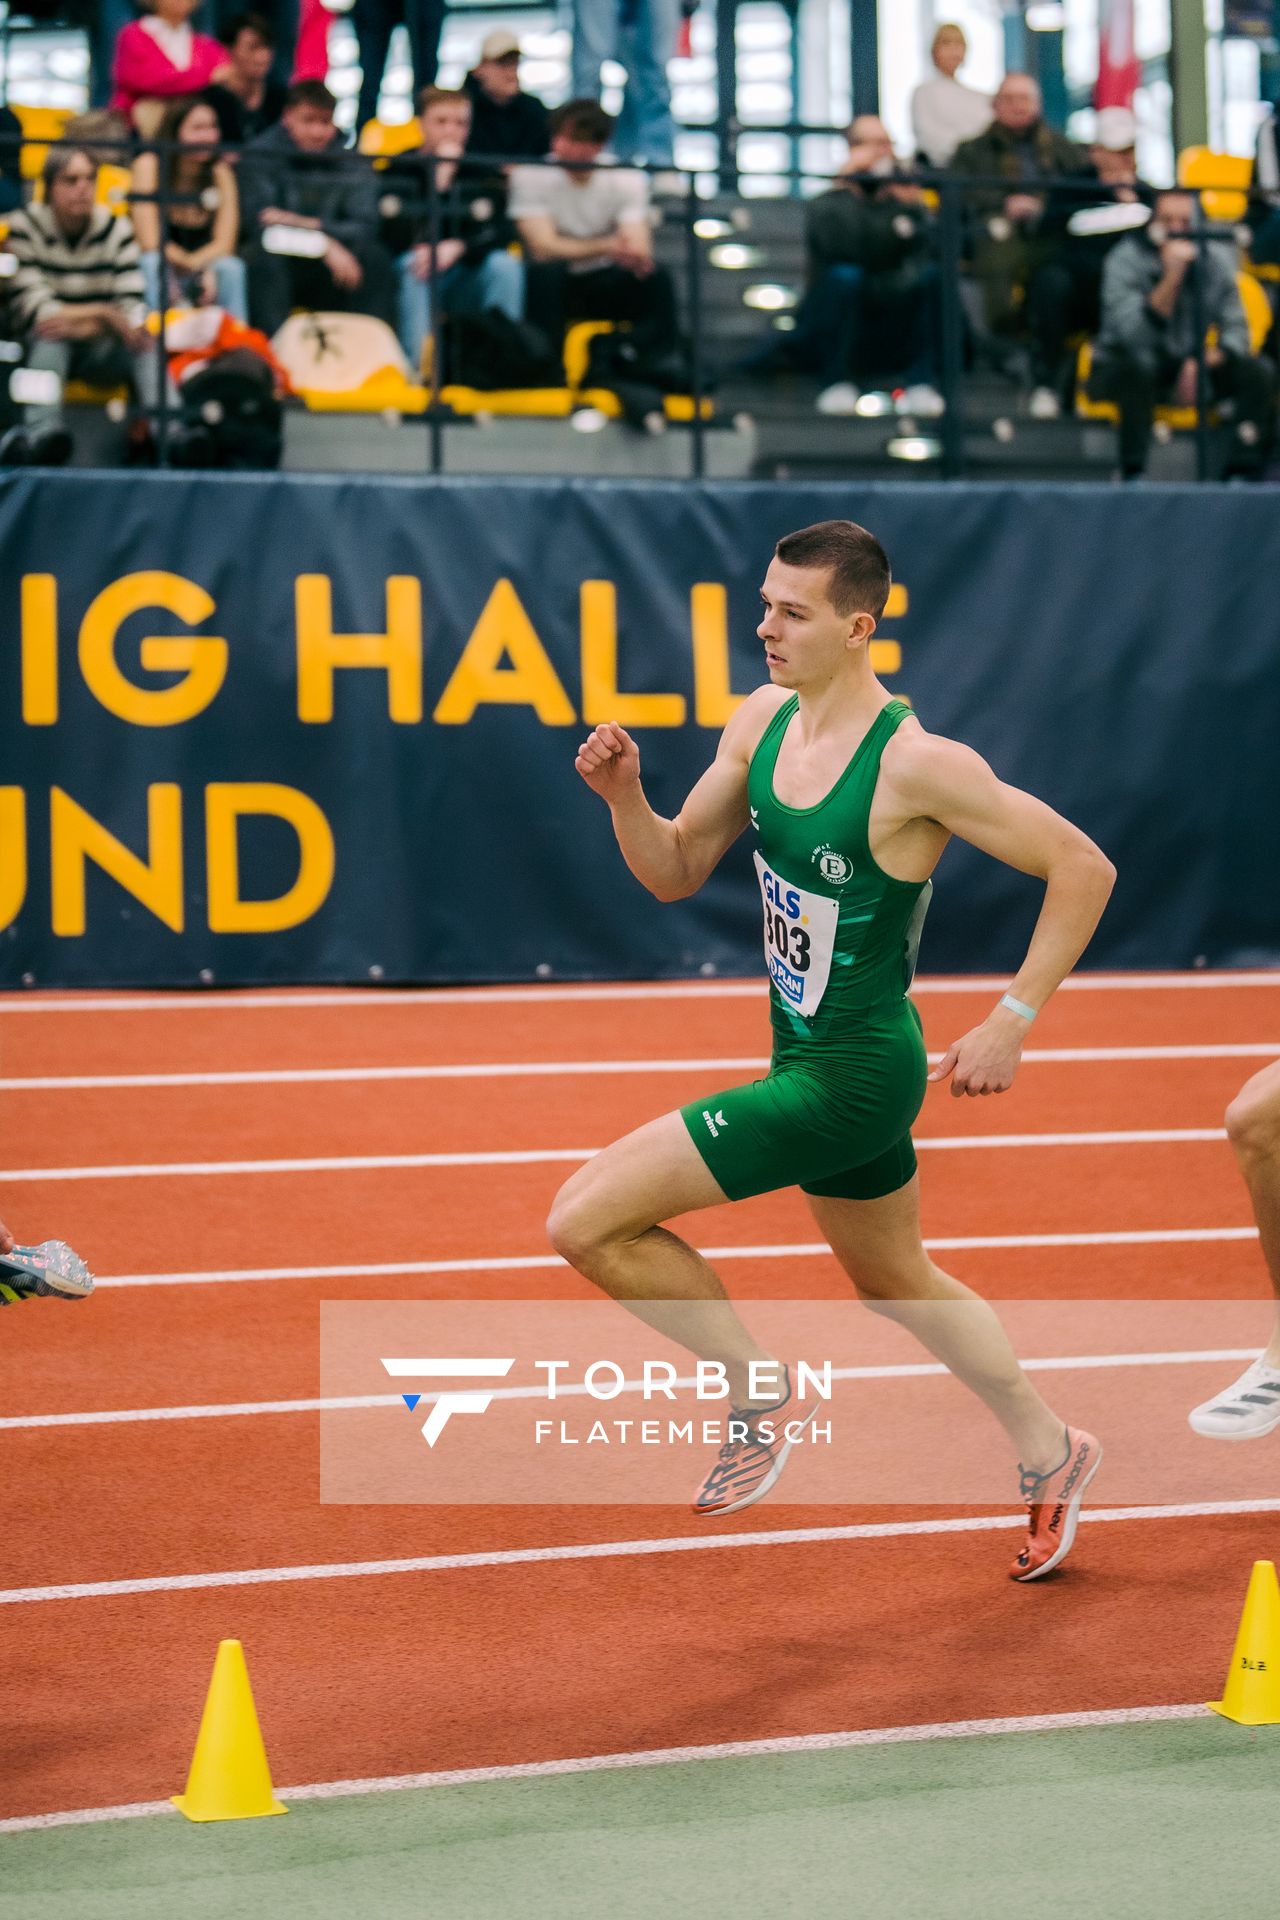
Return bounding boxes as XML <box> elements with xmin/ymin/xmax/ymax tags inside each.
<box><xmin>1009</xmin><ymin>1425</ymin><xmax>1102</xmax><ymax>1582</ymax></box>
<box><xmin>1189</xmin><ymin>1358</ymin><xmax>1280</xmax><ymax>1440</ymax></box>
<box><xmin>0</xmin><ymin>1240</ymin><xmax>94</xmax><ymax>1305</ymax></box>
<box><xmin>692</xmin><ymin>1365</ymin><xmax>820</xmax><ymax>1517</ymax></box>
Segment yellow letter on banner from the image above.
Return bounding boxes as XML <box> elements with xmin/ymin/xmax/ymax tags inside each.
<box><xmin>433</xmin><ymin>579</ymin><xmax>575</xmax><ymax>725</ymax></box>
<box><xmin>295</xmin><ymin>577</ymin><xmax>423</xmax><ymax>723</ymax></box>
<box><xmin>51</xmin><ymin>785</ymin><xmax>183</xmax><ymax>936</ymax></box>
<box><xmin>580</xmin><ymin>582</ymin><xmax>685</xmax><ymax>727</ymax></box>
<box><xmin>78</xmin><ymin>574</ymin><xmax>227</xmax><ymax>726</ymax></box>
<box><xmin>690</xmin><ymin>583</ymin><xmax>746</xmax><ymax>728</ymax></box>
<box><xmin>205</xmin><ymin>784</ymin><xmax>335</xmax><ymax>934</ymax></box>
<box><xmin>0</xmin><ymin>790</ymin><xmax>28</xmax><ymax>929</ymax></box>
<box><xmin>21</xmin><ymin>576</ymin><xmax>59</xmax><ymax>725</ymax></box>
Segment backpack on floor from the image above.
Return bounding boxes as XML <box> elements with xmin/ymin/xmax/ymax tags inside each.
<box><xmin>175</xmin><ymin>348</ymin><xmax>283</xmax><ymax>470</ymax></box>
<box><xmin>441</xmin><ymin>310</ymin><xmax>564</xmax><ymax>390</ymax></box>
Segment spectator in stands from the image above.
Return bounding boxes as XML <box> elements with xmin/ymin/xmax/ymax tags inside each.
<box><xmin>511</xmin><ymin>100</ymin><xmax>679</xmax><ymax>368</ymax></box>
<box><xmin>353</xmin><ymin>0</ymin><xmax>445</xmax><ymax>131</ymax></box>
<box><xmin>1250</xmin><ymin>102</ymin><xmax>1280</xmax><ymax>269</ymax></box>
<box><xmin>1023</xmin><ymin>105</ymin><xmax>1152</xmax><ymax>417</ymax></box>
<box><xmin>0</xmin><ymin>147</ymin><xmax>158</xmax><ymax>467</ymax></box>
<box><xmin>463</xmin><ymin>31</ymin><xmax>551</xmax><ymax>165</ymax></box>
<box><xmin>112</xmin><ymin>0</ymin><xmax>230</xmax><ymax>131</ymax></box>
<box><xmin>949</xmin><ymin>73</ymin><xmax>1090</xmax><ymax>388</ymax></box>
<box><xmin>130</xmin><ymin>94</ymin><xmax>248</xmax><ymax>318</ymax></box>
<box><xmin>0</xmin><ymin>105</ymin><xmax>22</xmax><ymax>216</ymax></box>
<box><xmin>572</xmin><ymin>0</ymin><xmax>677</xmax><ymax>169</ymax></box>
<box><xmin>796</xmin><ymin>115</ymin><xmax>943</xmax><ymax>418</ymax></box>
<box><xmin>239</xmin><ymin>80</ymin><xmax>396</xmax><ymax>337</ymax></box>
<box><xmin>381</xmin><ymin>88</ymin><xmax>524</xmax><ymax>373</ymax></box>
<box><xmin>1090</xmin><ymin>188</ymin><xmax>1275</xmax><ymax>479</ymax></box>
<box><xmin>911</xmin><ymin>22</ymin><xmax>991</xmax><ymax>170</ymax></box>
<box><xmin>206</xmin><ymin>11</ymin><xmax>288</xmax><ymax>145</ymax></box>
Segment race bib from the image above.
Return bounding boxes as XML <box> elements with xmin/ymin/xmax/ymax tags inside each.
<box><xmin>754</xmin><ymin>852</ymin><xmax>839</xmax><ymax>1018</ymax></box>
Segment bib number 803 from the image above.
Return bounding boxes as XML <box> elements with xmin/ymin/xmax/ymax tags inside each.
<box><xmin>767</xmin><ymin>910</ymin><xmax>811</xmax><ymax>972</ymax></box>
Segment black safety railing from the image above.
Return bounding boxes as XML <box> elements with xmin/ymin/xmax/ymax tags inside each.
<box><xmin>0</xmin><ymin>128</ymin><xmax>1274</xmax><ymax>484</ymax></box>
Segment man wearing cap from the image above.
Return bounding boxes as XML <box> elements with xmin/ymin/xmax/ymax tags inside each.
<box><xmin>463</xmin><ymin>32</ymin><xmax>551</xmax><ymax>165</ymax></box>
<box><xmin>353</xmin><ymin>0</ymin><xmax>445</xmax><ymax>131</ymax></box>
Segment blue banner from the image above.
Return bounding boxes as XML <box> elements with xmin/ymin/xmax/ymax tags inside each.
<box><xmin>1</xmin><ymin>471</ymin><xmax>1277</xmax><ymax>987</ymax></box>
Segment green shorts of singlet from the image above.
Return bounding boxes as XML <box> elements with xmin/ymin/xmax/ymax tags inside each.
<box><xmin>681</xmin><ymin>1001</ymin><xmax>928</xmax><ymax>1204</ymax></box>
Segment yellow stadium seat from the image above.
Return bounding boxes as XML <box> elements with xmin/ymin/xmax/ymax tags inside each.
<box><xmin>440</xmin><ymin>385</ymin><xmax>575</xmax><ymax>417</ymax></box>
<box><xmin>1177</xmin><ymin>146</ymin><xmax>1252</xmax><ymax>225</ymax></box>
<box><xmin>14</xmin><ymin>103</ymin><xmax>74</xmax><ymax>182</ymax></box>
<box><xmin>97</xmin><ymin>164</ymin><xmax>131</xmax><ymax>216</ymax></box>
<box><xmin>357</xmin><ymin>117</ymin><xmax>422</xmax><ymax>161</ymax></box>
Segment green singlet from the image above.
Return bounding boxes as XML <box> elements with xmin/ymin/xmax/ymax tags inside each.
<box><xmin>681</xmin><ymin>695</ymin><xmax>932</xmax><ymax>1202</ymax></box>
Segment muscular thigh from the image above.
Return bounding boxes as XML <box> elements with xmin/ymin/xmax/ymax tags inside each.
<box><xmin>552</xmin><ymin>1109</ymin><xmax>729</xmax><ymax>1241</ymax></box>
<box><xmin>806</xmin><ymin>1177</ymin><xmax>937</xmax><ymax>1297</ymax></box>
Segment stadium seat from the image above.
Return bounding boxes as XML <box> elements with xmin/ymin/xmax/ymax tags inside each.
<box><xmin>1177</xmin><ymin>146</ymin><xmax>1252</xmax><ymax>226</ymax></box>
<box><xmin>14</xmin><ymin>103</ymin><xmax>73</xmax><ymax>181</ymax></box>
<box><xmin>97</xmin><ymin>164</ymin><xmax>131</xmax><ymax>216</ymax></box>
<box><xmin>357</xmin><ymin>118</ymin><xmax>422</xmax><ymax>162</ymax></box>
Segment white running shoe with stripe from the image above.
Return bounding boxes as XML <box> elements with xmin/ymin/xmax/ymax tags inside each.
<box><xmin>1189</xmin><ymin>1359</ymin><xmax>1280</xmax><ymax>1439</ymax></box>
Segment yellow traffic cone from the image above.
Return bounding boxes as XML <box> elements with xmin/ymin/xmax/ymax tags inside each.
<box><xmin>172</xmin><ymin>1639</ymin><xmax>288</xmax><ymax>1822</ymax></box>
<box><xmin>1207</xmin><ymin>1560</ymin><xmax>1280</xmax><ymax>1727</ymax></box>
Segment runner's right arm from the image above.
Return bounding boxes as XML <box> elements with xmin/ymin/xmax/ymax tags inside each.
<box><xmin>575</xmin><ymin>691</ymin><xmax>778</xmax><ymax>901</ymax></box>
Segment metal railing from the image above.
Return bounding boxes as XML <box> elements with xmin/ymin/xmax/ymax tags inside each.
<box><xmin>0</xmin><ymin>128</ymin><xmax>1274</xmax><ymax>484</ymax></box>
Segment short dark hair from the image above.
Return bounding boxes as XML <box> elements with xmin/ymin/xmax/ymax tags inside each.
<box><xmin>774</xmin><ymin>520</ymin><xmax>892</xmax><ymax>620</ymax></box>
<box><xmin>284</xmin><ymin>79</ymin><xmax>337</xmax><ymax>116</ymax></box>
<box><xmin>221</xmin><ymin>9</ymin><xmax>274</xmax><ymax>50</ymax></box>
<box><xmin>550</xmin><ymin>99</ymin><xmax>614</xmax><ymax>145</ymax></box>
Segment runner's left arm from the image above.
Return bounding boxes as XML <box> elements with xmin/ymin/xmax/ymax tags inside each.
<box><xmin>887</xmin><ymin>735</ymin><xmax>1116</xmax><ymax>1096</ymax></box>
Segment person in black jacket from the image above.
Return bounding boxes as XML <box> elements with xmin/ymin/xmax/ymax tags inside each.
<box><xmin>238</xmin><ymin>80</ymin><xmax>396</xmax><ymax>335</ymax></box>
<box><xmin>381</xmin><ymin>87</ymin><xmax>525</xmax><ymax>373</ymax></box>
<box><xmin>795</xmin><ymin>116</ymin><xmax>943</xmax><ymax>417</ymax></box>
<box><xmin>463</xmin><ymin>31</ymin><xmax>551</xmax><ymax>167</ymax></box>
<box><xmin>205</xmin><ymin>10</ymin><xmax>288</xmax><ymax>145</ymax></box>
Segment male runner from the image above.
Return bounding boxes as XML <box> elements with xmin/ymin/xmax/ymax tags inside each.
<box><xmin>0</xmin><ymin>1214</ymin><xmax>95</xmax><ymax>1305</ymax></box>
<box><xmin>1189</xmin><ymin>1064</ymin><xmax>1280</xmax><ymax>1438</ymax></box>
<box><xmin>550</xmin><ymin>520</ymin><xmax>1116</xmax><ymax>1580</ymax></box>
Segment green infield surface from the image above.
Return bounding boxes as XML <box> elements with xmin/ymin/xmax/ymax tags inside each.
<box><xmin>2</xmin><ymin>1711</ymin><xmax>1276</xmax><ymax>1920</ymax></box>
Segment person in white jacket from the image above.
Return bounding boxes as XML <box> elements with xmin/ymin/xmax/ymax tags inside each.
<box><xmin>911</xmin><ymin>22</ymin><xmax>991</xmax><ymax>169</ymax></box>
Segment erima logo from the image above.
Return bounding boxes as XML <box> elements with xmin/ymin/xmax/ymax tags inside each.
<box><xmin>749</xmin><ymin>807</ymin><xmax>759</xmax><ymax>831</ymax></box>
<box><xmin>703</xmin><ymin>1108</ymin><xmax>728</xmax><ymax>1138</ymax></box>
<box><xmin>380</xmin><ymin>1357</ymin><xmax>515</xmax><ymax>1446</ymax></box>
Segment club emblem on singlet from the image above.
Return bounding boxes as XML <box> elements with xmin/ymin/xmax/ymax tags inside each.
<box><xmin>813</xmin><ymin>846</ymin><xmax>852</xmax><ymax>886</ymax></box>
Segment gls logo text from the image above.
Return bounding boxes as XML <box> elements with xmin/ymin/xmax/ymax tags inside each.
<box><xmin>380</xmin><ymin>1357</ymin><xmax>515</xmax><ymax>1446</ymax></box>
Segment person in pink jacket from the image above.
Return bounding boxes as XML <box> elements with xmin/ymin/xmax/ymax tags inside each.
<box><xmin>293</xmin><ymin>0</ymin><xmax>331</xmax><ymax>81</ymax></box>
<box><xmin>111</xmin><ymin>0</ymin><xmax>229</xmax><ymax>128</ymax></box>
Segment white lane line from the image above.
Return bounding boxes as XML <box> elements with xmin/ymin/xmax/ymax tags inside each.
<box><xmin>0</xmin><ymin>1127</ymin><xmax>1232</xmax><ymax>1185</ymax></box>
<box><xmin>90</xmin><ymin>1225</ymin><xmax>1261</xmax><ymax>1289</ymax></box>
<box><xmin>1</xmin><ymin>972</ymin><xmax>1278</xmax><ymax>1014</ymax></box>
<box><xmin>3</xmin><ymin>1500</ymin><xmax>1275</xmax><ymax>1609</ymax></box>
<box><xmin>0</xmin><ymin>1347</ymin><xmax>1260</xmax><ymax>1434</ymax></box>
<box><xmin>0</xmin><ymin>1703</ymin><xmax>1213</xmax><ymax>1833</ymax></box>
<box><xmin>2</xmin><ymin>1059</ymin><xmax>768</xmax><ymax>1093</ymax></box>
<box><xmin>3</xmin><ymin>1043</ymin><xmax>1274</xmax><ymax>1092</ymax></box>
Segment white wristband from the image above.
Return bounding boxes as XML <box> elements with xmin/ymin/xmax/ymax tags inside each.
<box><xmin>999</xmin><ymin>992</ymin><xmax>1037</xmax><ymax>1023</ymax></box>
